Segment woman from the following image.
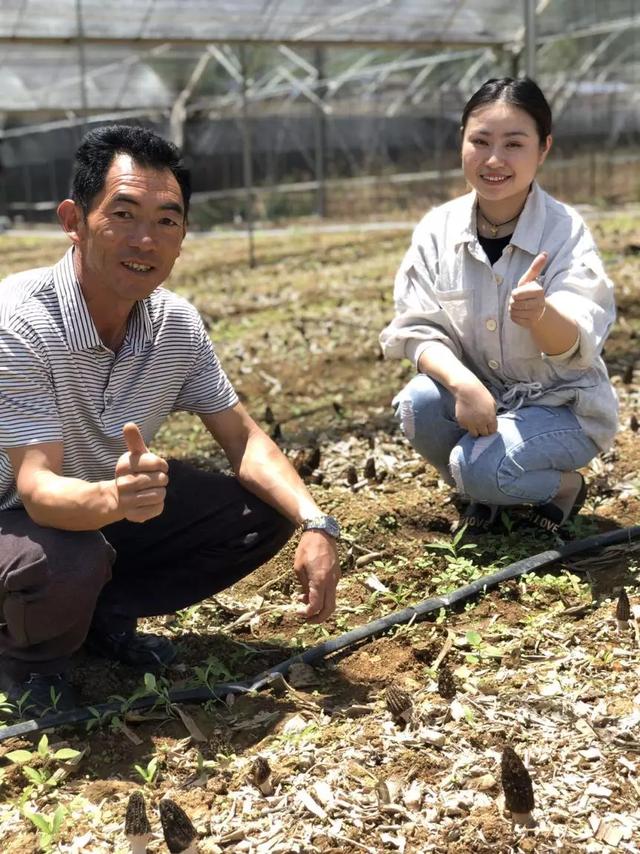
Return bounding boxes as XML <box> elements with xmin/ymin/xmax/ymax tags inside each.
<box><xmin>380</xmin><ymin>77</ymin><xmax>617</xmax><ymax>535</ymax></box>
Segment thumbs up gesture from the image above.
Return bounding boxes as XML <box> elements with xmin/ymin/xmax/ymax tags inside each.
<box><xmin>114</xmin><ymin>422</ymin><xmax>169</xmax><ymax>523</ymax></box>
<box><xmin>509</xmin><ymin>251</ymin><xmax>548</xmax><ymax>328</ymax></box>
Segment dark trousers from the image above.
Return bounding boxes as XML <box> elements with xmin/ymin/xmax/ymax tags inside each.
<box><xmin>0</xmin><ymin>461</ymin><xmax>295</xmax><ymax>679</ymax></box>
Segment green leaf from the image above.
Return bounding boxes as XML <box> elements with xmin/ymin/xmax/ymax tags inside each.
<box><xmin>143</xmin><ymin>672</ymin><xmax>157</xmax><ymax>692</ymax></box>
<box><xmin>6</xmin><ymin>750</ymin><xmax>34</xmax><ymax>764</ymax></box>
<box><xmin>22</xmin><ymin>766</ymin><xmax>46</xmax><ymax>784</ymax></box>
<box><xmin>466</xmin><ymin>630</ymin><xmax>482</xmax><ymax>647</ymax></box>
<box><xmin>51</xmin><ymin>805</ymin><xmax>66</xmax><ymax>834</ymax></box>
<box><xmin>37</xmin><ymin>734</ymin><xmax>49</xmax><ymax>756</ymax></box>
<box><xmin>53</xmin><ymin>748</ymin><xmax>82</xmax><ymax>761</ymax></box>
<box><xmin>24</xmin><ymin>810</ymin><xmax>51</xmax><ymax>834</ymax></box>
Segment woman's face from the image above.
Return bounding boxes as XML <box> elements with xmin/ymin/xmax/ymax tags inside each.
<box><xmin>461</xmin><ymin>101</ymin><xmax>551</xmax><ymax>210</ymax></box>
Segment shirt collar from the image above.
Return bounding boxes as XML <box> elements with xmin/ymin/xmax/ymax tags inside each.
<box><xmin>453</xmin><ymin>181</ymin><xmax>547</xmax><ymax>256</ymax></box>
<box><xmin>53</xmin><ymin>247</ymin><xmax>154</xmax><ymax>354</ymax></box>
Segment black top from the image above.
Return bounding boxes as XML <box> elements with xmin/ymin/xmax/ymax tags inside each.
<box><xmin>478</xmin><ymin>233</ymin><xmax>512</xmax><ymax>266</ymax></box>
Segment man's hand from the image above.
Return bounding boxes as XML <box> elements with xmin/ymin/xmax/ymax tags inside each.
<box><xmin>509</xmin><ymin>251</ymin><xmax>548</xmax><ymax>328</ymax></box>
<box><xmin>454</xmin><ymin>379</ymin><xmax>497</xmax><ymax>437</ymax></box>
<box><xmin>293</xmin><ymin>530</ymin><xmax>341</xmax><ymax>623</ymax></box>
<box><xmin>114</xmin><ymin>422</ymin><xmax>169</xmax><ymax>523</ymax></box>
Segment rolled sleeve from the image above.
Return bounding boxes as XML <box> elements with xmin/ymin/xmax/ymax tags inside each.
<box><xmin>379</xmin><ymin>241</ymin><xmax>463</xmax><ymax>363</ymax></box>
<box><xmin>544</xmin><ymin>243</ymin><xmax>615</xmax><ymax>370</ymax></box>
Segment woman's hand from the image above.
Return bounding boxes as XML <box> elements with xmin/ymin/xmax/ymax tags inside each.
<box><xmin>509</xmin><ymin>251</ymin><xmax>548</xmax><ymax>328</ymax></box>
<box><xmin>453</xmin><ymin>379</ymin><xmax>497</xmax><ymax>436</ymax></box>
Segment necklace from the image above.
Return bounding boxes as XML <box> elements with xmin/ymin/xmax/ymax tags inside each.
<box><xmin>477</xmin><ymin>205</ymin><xmax>525</xmax><ymax>238</ymax></box>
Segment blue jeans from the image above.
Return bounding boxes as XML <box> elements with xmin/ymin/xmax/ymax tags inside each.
<box><xmin>393</xmin><ymin>375</ymin><xmax>599</xmax><ymax>506</ymax></box>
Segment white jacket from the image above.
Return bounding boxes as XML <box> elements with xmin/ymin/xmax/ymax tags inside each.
<box><xmin>379</xmin><ymin>182</ymin><xmax>618</xmax><ymax>451</ymax></box>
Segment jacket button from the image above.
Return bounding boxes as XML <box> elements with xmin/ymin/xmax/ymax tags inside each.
<box><xmin>488</xmin><ymin>359</ymin><xmax>500</xmax><ymax>370</ymax></box>
<box><xmin>486</xmin><ymin>319</ymin><xmax>497</xmax><ymax>331</ymax></box>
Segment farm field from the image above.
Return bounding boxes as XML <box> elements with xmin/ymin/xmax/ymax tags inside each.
<box><xmin>0</xmin><ymin>215</ymin><xmax>639</xmax><ymax>853</ymax></box>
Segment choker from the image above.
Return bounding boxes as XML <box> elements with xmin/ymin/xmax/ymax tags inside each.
<box><xmin>477</xmin><ymin>204</ymin><xmax>525</xmax><ymax>238</ymax></box>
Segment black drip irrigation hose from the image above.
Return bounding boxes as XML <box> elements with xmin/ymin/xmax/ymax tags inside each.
<box><xmin>2</xmin><ymin>524</ymin><xmax>639</xmax><ymax>743</ymax></box>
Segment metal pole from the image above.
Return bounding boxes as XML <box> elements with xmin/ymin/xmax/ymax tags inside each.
<box><xmin>523</xmin><ymin>0</ymin><xmax>537</xmax><ymax>79</ymax></box>
<box><xmin>239</xmin><ymin>45</ymin><xmax>256</xmax><ymax>269</ymax></box>
<box><xmin>313</xmin><ymin>47</ymin><xmax>327</xmax><ymax>218</ymax></box>
<box><xmin>75</xmin><ymin>0</ymin><xmax>89</xmax><ymax>137</ymax></box>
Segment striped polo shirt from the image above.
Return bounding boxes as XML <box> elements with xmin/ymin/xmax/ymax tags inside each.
<box><xmin>0</xmin><ymin>247</ymin><xmax>238</xmax><ymax>511</ymax></box>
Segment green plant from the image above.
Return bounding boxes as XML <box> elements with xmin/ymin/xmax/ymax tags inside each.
<box><xmin>23</xmin><ymin>805</ymin><xmax>66</xmax><ymax>852</ymax></box>
<box><xmin>193</xmin><ymin>655</ymin><xmax>234</xmax><ymax>689</ymax></box>
<box><xmin>0</xmin><ymin>688</ymin><xmax>35</xmax><ymax>721</ymax></box>
<box><xmin>0</xmin><ymin>691</ymin><xmax>16</xmax><ymax>723</ymax></box>
<box><xmin>6</xmin><ymin>734</ymin><xmax>81</xmax><ymax>791</ymax></box>
<box><xmin>134</xmin><ymin>755</ymin><xmax>160</xmax><ymax>786</ymax></box>
<box><xmin>463</xmin><ymin>630</ymin><xmax>503</xmax><ymax>664</ymax></box>
<box><xmin>427</xmin><ymin>526</ymin><xmax>478</xmax><ymax>560</ymax></box>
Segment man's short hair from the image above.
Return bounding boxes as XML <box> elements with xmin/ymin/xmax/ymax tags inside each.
<box><xmin>71</xmin><ymin>124</ymin><xmax>191</xmax><ymax>218</ymax></box>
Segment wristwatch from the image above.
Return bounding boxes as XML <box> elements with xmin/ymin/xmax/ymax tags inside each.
<box><xmin>301</xmin><ymin>514</ymin><xmax>341</xmax><ymax>539</ymax></box>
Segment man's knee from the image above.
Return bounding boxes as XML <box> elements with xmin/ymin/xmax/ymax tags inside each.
<box><xmin>1</xmin><ymin>528</ymin><xmax>114</xmax><ymax>648</ymax></box>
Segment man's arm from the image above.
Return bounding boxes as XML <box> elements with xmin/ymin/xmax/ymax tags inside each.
<box><xmin>5</xmin><ymin>423</ymin><xmax>168</xmax><ymax>530</ymax></box>
<box><xmin>199</xmin><ymin>404</ymin><xmax>340</xmax><ymax>623</ymax></box>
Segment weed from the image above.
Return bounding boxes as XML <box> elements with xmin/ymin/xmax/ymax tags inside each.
<box><xmin>193</xmin><ymin>656</ymin><xmax>234</xmax><ymax>690</ymax></box>
<box><xmin>134</xmin><ymin>755</ymin><xmax>160</xmax><ymax>787</ymax></box>
<box><xmin>463</xmin><ymin>630</ymin><xmax>503</xmax><ymax>664</ymax></box>
<box><xmin>23</xmin><ymin>805</ymin><xmax>66</xmax><ymax>852</ymax></box>
<box><xmin>427</xmin><ymin>526</ymin><xmax>478</xmax><ymax>560</ymax></box>
<box><xmin>6</xmin><ymin>735</ymin><xmax>81</xmax><ymax>793</ymax></box>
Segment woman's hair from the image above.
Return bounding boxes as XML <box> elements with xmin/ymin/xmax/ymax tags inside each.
<box><xmin>461</xmin><ymin>77</ymin><xmax>552</xmax><ymax>143</ymax></box>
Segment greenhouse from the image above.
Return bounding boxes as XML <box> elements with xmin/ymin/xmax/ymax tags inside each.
<box><xmin>1</xmin><ymin>0</ymin><xmax>639</xmax><ymax>225</ymax></box>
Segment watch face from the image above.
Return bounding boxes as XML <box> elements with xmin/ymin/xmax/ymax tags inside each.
<box><xmin>323</xmin><ymin>516</ymin><xmax>340</xmax><ymax>538</ymax></box>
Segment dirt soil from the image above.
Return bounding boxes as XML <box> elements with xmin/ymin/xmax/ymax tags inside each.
<box><xmin>0</xmin><ymin>215</ymin><xmax>639</xmax><ymax>853</ymax></box>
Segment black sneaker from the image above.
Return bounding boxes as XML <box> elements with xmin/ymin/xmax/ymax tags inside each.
<box><xmin>0</xmin><ymin>672</ymin><xmax>77</xmax><ymax>717</ymax></box>
<box><xmin>84</xmin><ymin>629</ymin><xmax>176</xmax><ymax>669</ymax></box>
<box><xmin>455</xmin><ymin>502</ymin><xmax>499</xmax><ymax>537</ymax></box>
<box><xmin>527</xmin><ymin>475</ymin><xmax>588</xmax><ymax>535</ymax></box>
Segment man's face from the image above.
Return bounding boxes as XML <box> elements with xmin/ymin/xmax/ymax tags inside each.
<box><xmin>74</xmin><ymin>153</ymin><xmax>186</xmax><ymax>303</ymax></box>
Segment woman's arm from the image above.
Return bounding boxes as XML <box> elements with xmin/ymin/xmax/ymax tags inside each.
<box><xmin>509</xmin><ymin>251</ymin><xmax>580</xmax><ymax>354</ymax></box>
<box><xmin>418</xmin><ymin>343</ymin><xmax>497</xmax><ymax>437</ymax></box>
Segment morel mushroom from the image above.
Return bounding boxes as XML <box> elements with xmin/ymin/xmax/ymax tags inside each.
<box><xmin>363</xmin><ymin>456</ymin><xmax>377</xmax><ymax>480</ymax></box>
<box><xmin>437</xmin><ymin>664</ymin><xmax>457</xmax><ymax>700</ymax></box>
<box><xmin>248</xmin><ymin>756</ymin><xmax>274</xmax><ymax>795</ymax></box>
<box><xmin>306</xmin><ymin>447</ymin><xmax>321</xmax><ymax>471</ymax></box>
<box><xmin>616</xmin><ymin>588</ymin><xmax>631</xmax><ymax>632</ymax></box>
<box><xmin>125</xmin><ymin>791</ymin><xmax>151</xmax><ymax>854</ymax></box>
<box><xmin>346</xmin><ymin>464</ymin><xmax>358</xmax><ymax>485</ymax></box>
<box><xmin>159</xmin><ymin>798</ymin><xmax>198</xmax><ymax>854</ymax></box>
<box><xmin>501</xmin><ymin>746</ymin><xmax>535</xmax><ymax>827</ymax></box>
<box><xmin>385</xmin><ymin>684</ymin><xmax>413</xmax><ymax>722</ymax></box>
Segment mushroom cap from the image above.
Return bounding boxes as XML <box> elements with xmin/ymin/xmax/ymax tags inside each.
<box><xmin>616</xmin><ymin>588</ymin><xmax>631</xmax><ymax>621</ymax></box>
<box><xmin>501</xmin><ymin>746</ymin><xmax>535</xmax><ymax>814</ymax></box>
<box><xmin>159</xmin><ymin>798</ymin><xmax>197</xmax><ymax>854</ymax></box>
<box><xmin>384</xmin><ymin>684</ymin><xmax>412</xmax><ymax>717</ymax></box>
<box><xmin>437</xmin><ymin>665</ymin><xmax>457</xmax><ymax>700</ymax></box>
<box><xmin>125</xmin><ymin>791</ymin><xmax>151</xmax><ymax>837</ymax></box>
<box><xmin>249</xmin><ymin>756</ymin><xmax>271</xmax><ymax>785</ymax></box>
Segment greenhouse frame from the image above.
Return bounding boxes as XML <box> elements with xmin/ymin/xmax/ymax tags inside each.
<box><xmin>1</xmin><ymin>0</ymin><xmax>639</xmax><ymax>227</ymax></box>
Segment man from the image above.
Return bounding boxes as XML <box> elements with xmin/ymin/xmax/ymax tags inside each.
<box><xmin>0</xmin><ymin>125</ymin><xmax>340</xmax><ymax>714</ymax></box>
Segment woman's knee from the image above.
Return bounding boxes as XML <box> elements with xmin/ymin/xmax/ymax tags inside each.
<box><xmin>393</xmin><ymin>374</ymin><xmax>449</xmax><ymax>441</ymax></box>
<box><xmin>449</xmin><ymin>434</ymin><xmax>505</xmax><ymax>502</ymax></box>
